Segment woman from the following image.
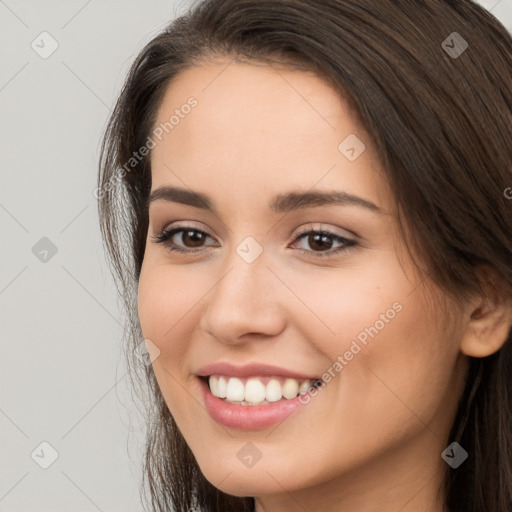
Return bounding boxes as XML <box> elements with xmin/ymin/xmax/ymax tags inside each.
<box><xmin>97</xmin><ymin>1</ymin><xmax>512</xmax><ymax>511</ymax></box>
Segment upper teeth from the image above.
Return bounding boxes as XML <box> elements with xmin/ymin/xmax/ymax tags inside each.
<box><xmin>208</xmin><ymin>375</ymin><xmax>316</xmax><ymax>405</ymax></box>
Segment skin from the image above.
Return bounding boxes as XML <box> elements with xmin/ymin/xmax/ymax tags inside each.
<box><xmin>137</xmin><ymin>59</ymin><xmax>512</xmax><ymax>512</ymax></box>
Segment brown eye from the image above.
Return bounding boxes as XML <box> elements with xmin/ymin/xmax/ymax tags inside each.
<box><xmin>152</xmin><ymin>226</ymin><xmax>215</xmax><ymax>254</ymax></box>
<box><xmin>179</xmin><ymin>229</ymin><xmax>207</xmax><ymax>248</ymax></box>
<box><xmin>306</xmin><ymin>232</ymin><xmax>334</xmax><ymax>251</ymax></box>
<box><xmin>290</xmin><ymin>229</ymin><xmax>357</xmax><ymax>259</ymax></box>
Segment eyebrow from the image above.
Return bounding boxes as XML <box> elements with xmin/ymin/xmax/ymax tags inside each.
<box><xmin>147</xmin><ymin>186</ymin><xmax>384</xmax><ymax>214</ymax></box>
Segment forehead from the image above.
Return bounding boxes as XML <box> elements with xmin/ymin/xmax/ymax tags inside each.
<box><xmin>149</xmin><ymin>60</ymin><xmax>390</xmax><ymax>211</ymax></box>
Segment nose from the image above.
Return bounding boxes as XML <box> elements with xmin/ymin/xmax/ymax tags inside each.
<box><xmin>200</xmin><ymin>248</ymin><xmax>286</xmax><ymax>345</ymax></box>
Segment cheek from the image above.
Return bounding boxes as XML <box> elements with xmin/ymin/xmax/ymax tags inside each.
<box><xmin>330</xmin><ymin>289</ymin><xmax>458</xmax><ymax>448</ymax></box>
<box><xmin>137</xmin><ymin>260</ymin><xmax>204</xmax><ymax>352</ymax></box>
<box><xmin>282</xmin><ymin>259</ymin><xmax>408</xmax><ymax>357</ymax></box>
<box><xmin>137</xmin><ymin>260</ymin><xmax>204</xmax><ymax>417</ymax></box>
<box><xmin>291</xmin><ymin>261</ymin><xmax>457</xmax><ymax>436</ymax></box>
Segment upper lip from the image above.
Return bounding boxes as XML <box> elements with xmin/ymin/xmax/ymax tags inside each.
<box><xmin>195</xmin><ymin>362</ymin><xmax>321</xmax><ymax>380</ymax></box>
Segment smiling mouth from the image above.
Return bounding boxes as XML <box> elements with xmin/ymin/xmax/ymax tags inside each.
<box><xmin>201</xmin><ymin>374</ymin><xmax>324</xmax><ymax>406</ymax></box>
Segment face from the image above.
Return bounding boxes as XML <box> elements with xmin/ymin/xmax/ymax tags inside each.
<box><xmin>137</xmin><ymin>59</ymin><xmax>469</xmax><ymax>504</ymax></box>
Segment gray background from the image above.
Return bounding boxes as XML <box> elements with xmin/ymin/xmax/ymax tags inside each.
<box><xmin>1</xmin><ymin>1</ymin><xmax>511</xmax><ymax>510</ymax></box>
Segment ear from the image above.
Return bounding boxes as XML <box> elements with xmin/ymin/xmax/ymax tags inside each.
<box><xmin>459</xmin><ymin>267</ymin><xmax>512</xmax><ymax>358</ymax></box>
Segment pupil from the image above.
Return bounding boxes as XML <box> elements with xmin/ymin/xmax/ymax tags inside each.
<box><xmin>310</xmin><ymin>233</ymin><xmax>332</xmax><ymax>251</ymax></box>
<box><xmin>185</xmin><ymin>230</ymin><xmax>204</xmax><ymax>247</ymax></box>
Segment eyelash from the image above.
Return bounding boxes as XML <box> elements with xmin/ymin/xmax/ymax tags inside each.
<box><xmin>151</xmin><ymin>224</ymin><xmax>357</xmax><ymax>259</ymax></box>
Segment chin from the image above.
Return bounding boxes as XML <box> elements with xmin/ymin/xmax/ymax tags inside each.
<box><xmin>197</xmin><ymin>458</ymin><xmax>293</xmax><ymax>497</ymax></box>
<box><xmin>206</xmin><ymin>475</ymin><xmax>282</xmax><ymax>498</ymax></box>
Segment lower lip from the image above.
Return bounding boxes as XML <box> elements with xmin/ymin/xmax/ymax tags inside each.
<box><xmin>198</xmin><ymin>377</ymin><xmax>310</xmax><ymax>430</ymax></box>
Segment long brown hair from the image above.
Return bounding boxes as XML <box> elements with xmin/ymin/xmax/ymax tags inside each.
<box><xmin>97</xmin><ymin>1</ymin><xmax>512</xmax><ymax>511</ymax></box>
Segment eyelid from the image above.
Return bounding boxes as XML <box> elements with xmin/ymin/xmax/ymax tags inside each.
<box><xmin>290</xmin><ymin>223</ymin><xmax>357</xmax><ymax>241</ymax></box>
<box><xmin>158</xmin><ymin>219</ymin><xmax>207</xmax><ymax>232</ymax></box>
